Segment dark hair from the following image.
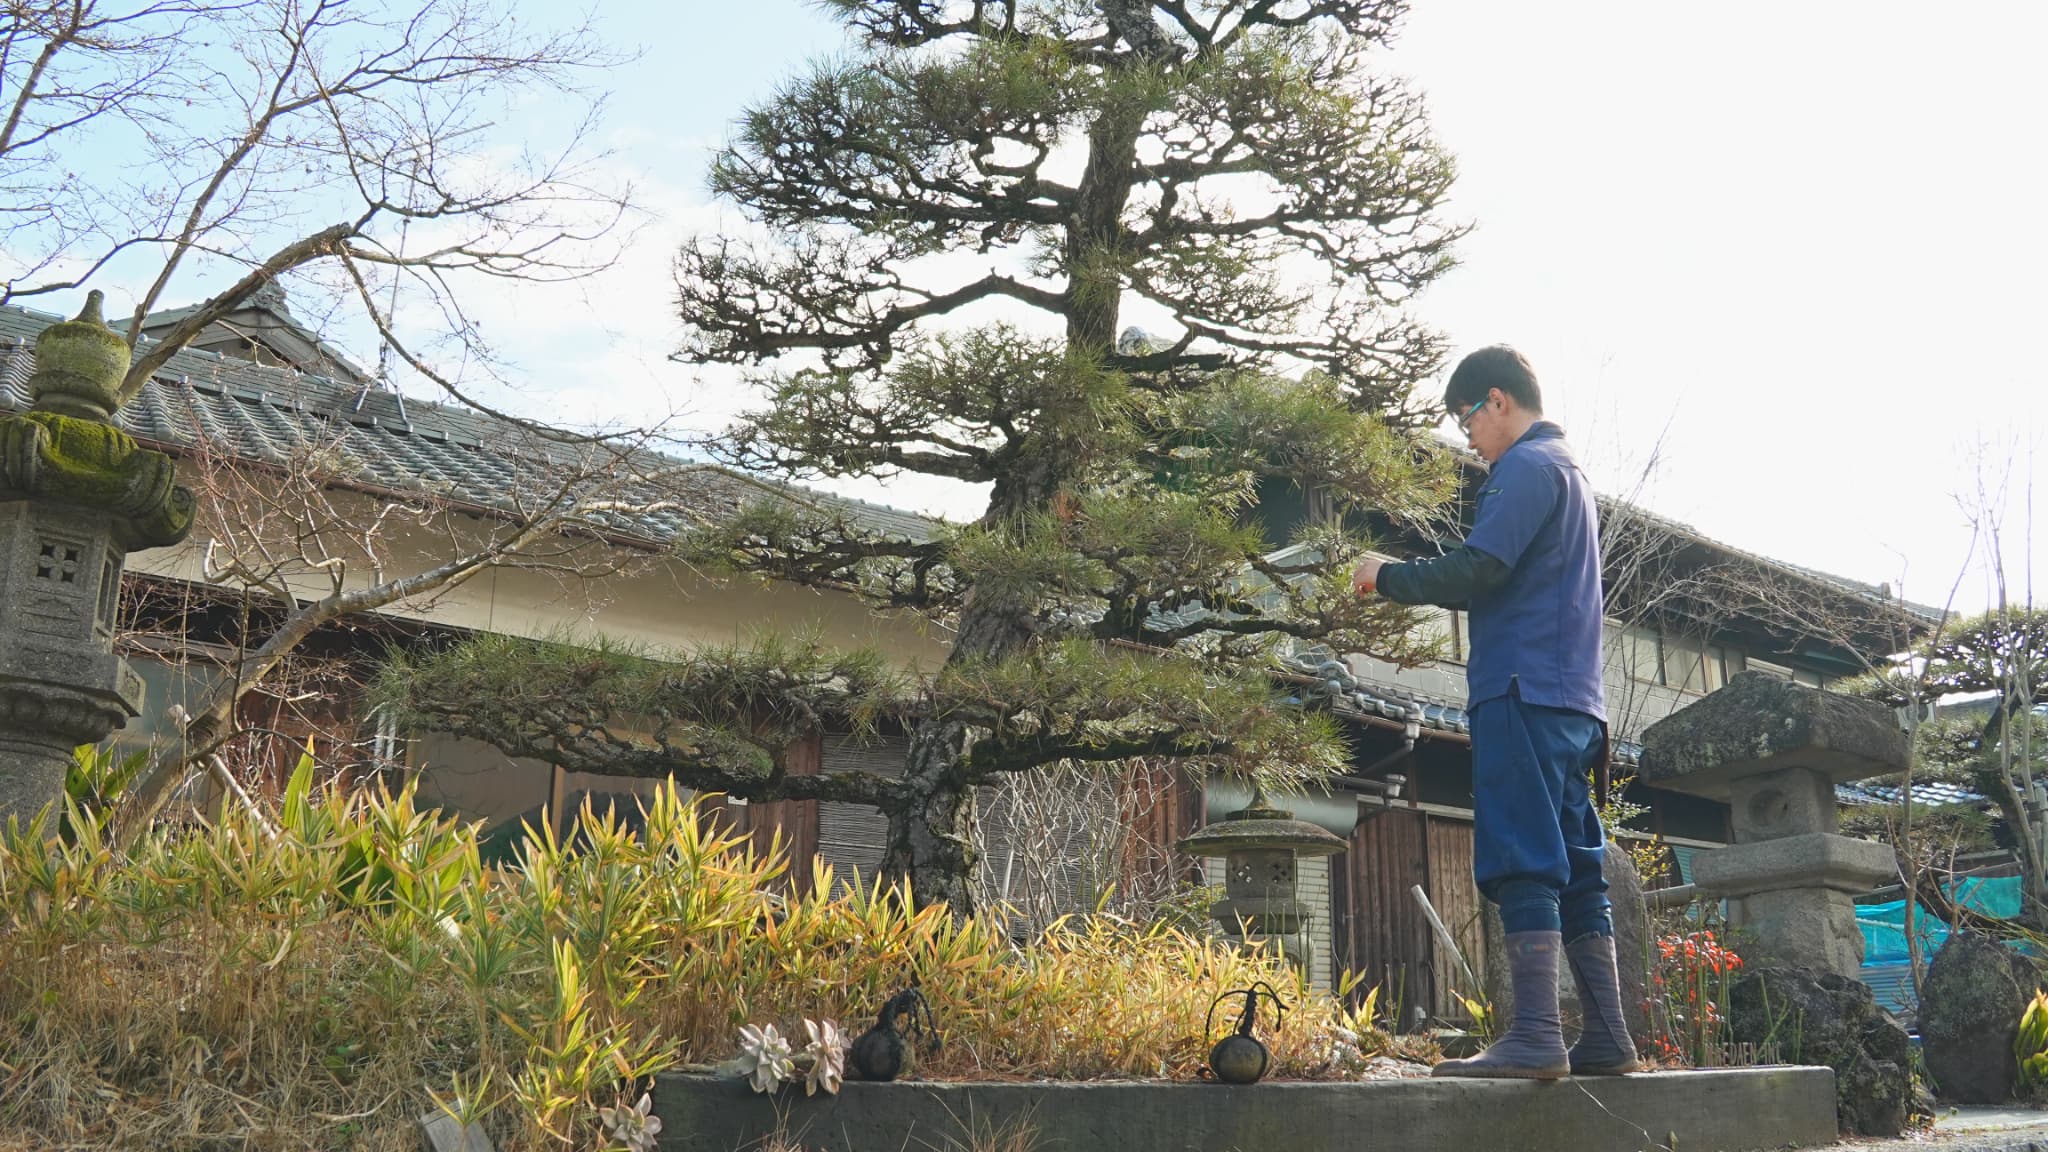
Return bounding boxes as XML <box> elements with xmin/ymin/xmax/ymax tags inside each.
<box><xmin>1443</xmin><ymin>345</ymin><xmax>1542</xmax><ymax>415</ymax></box>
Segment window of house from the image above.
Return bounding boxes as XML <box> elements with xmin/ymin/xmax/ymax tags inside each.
<box><xmin>1662</xmin><ymin>636</ymin><xmax>1713</xmax><ymax>695</ymax></box>
<box><xmin>1620</xmin><ymin>626</ymin><xmax>1665</xmax><ymax>685</ymax></box>
<box><xmin>116</xmin><ymin>653</ymin><xmax>225</xmax><ymax>752</ymax></box>
<box><xmin>1305</xmin><ymin>484</ymin><xmax>1338</xmax><ymax>525</ymax></box>
<box><xmin>410</xmin><ymin>731</ymin><xmax>555</xmax><ymax>862</ymax></box>
<box><xmin>1417</xmin><ymin>607</ymin><xmax>1461</xmax><ymax>662</ymax></box>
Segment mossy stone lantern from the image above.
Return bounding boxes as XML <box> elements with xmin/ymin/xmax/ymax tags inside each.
<box><xmin>0</xmin><ymin>291</ymin><xmax>194</xmax><ymax>821</ymax></box>
<box><xmin>1178</xmin><ymin>785</ymin><xmax>1346</xmax><ymax>967</ymax></box>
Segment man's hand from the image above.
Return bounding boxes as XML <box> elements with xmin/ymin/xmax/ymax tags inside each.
<box><xmin>1352</xmin><ymin>557</ymin><xmax>1383</xmax><ymax>597</ymax></box>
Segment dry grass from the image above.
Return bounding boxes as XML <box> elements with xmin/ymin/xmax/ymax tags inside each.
<box><xmin>0</xmin><ymin>765</ymin><xmax>1412</xmax><ymax>1149</ymax></box>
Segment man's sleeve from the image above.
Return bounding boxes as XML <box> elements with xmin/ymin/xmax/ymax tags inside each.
<box><xmin>1375</xmin><ymin>546</ymin><xmax>1512</xmax><ymax>607</ymax></box>
<box><xmin>1463</xmin><ymin>455</ymin><xmax>1562</xmax><ymax>569</ymax></box>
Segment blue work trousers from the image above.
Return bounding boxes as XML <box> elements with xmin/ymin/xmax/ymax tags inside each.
<box><xmin>1469</xmin><ymin>688</ymin><xmax>1612</xmax><ymax>940</ymax></box>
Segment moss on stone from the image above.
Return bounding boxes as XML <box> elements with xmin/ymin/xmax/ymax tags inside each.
<box><xmin>27</xmin><ymin>290</ymin><xmax>129</xmax><ymax>421</ymax></box>
<box><xmin>0</xmin><ymin>412</ymin><xmax>194</xmax><ymax>546</ymax></box>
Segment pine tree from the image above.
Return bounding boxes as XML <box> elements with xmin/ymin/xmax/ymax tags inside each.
<box><xmin>395</xmin><ymin>0</ymin><xmax>1465</xmax><ymax>912</ymax></box>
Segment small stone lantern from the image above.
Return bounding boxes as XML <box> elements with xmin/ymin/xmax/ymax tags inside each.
<box><xmin>1178</xmin><ymin>785</ymin><xmax>1346</xmax><ymax>967</ymax></box>
<box><xmin>0</xmin><ymin>291</ymin><xmax>193</xmax><ymax>821</ymax></box>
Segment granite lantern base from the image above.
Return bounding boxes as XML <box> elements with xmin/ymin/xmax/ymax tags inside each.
<box><xmin>1692</xmin><ymin>832</ymin><xmax>1895</xmax><ymax>975</ymax></box>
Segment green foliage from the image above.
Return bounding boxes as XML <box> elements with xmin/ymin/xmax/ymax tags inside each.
<box><xmin>689</xmin><ymin>2</ymin><xmax>1460</xmax><ymax>399</ymax></box>
<box><xmin>942</xmin><ymin>637</ymin><xmax>1348</xmax><ymax>784</ymax></box>
<box><xmin>676</xmin><ymin>0</ymin><xmax>1465</xmax><ymax>664</ymax></box>
<box><xmin>1143</xmin><ymin>370</ymin><xmax>1458</xmax><ymax>514</ymax></box>
<box><xmin>1845</xmin><ymin>609</ymin><xmax>2048</xmax><ymax>709</ymax></box>
<box><xmin>1920</xmin><ymin>609</ymin><xmax>2048</xmax><ymax>700</ymax></box>
<box><xmin>62</xmin><ymin>743</ymin><xmax>149</xmax><ymax>838</ymax></box>
<box><xmin>0</xmin><ymin>779</ymin><xmax>1388</xmax><ymax>1148</ymax></box>
<box><xmin>2018</xmin><ymin>990</ymin><xmax>2048</xmax><ymax>1092</ymax></box>
<box><xmin>378</xmin><ymin>630</ymin><xmax>904</xmax><ymax>787</ymax></box>
<box><xmin>592</xmin><ymin>0</ymin><xmax>1472</xmax><ymax>907</ymax></box>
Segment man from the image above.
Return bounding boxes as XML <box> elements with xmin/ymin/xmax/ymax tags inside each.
<box><xmin>1352</xmin><ymin>346</ymin><xmax>1637</xmax><ymax>1080</ymax></box>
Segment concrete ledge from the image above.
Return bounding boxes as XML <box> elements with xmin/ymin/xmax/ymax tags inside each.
<box><xmin>653</xmin><ymin>1066</ymin><xmax>1839</xmax><ymax>1152</ymax></box>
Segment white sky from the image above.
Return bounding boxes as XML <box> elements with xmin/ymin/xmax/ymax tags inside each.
<box><xmin>37</xmin><ymin>1</ymin><xmax>2048</xmax><ymax>619</ymax></box>
<box><xmin>622</xmin><ymin>0</ymin><xmax>2047</xmax><ymax>619</ymax></box>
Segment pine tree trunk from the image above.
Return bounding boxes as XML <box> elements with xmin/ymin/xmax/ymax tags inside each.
<box><xmin>886</xmin><ymin>717</ymin><xmax>978</xmax><ymax>913</ymax></box>
<box><xmin>880</xmin><ymin>65</ymin><xmax>1149</xmax><ymax>916</ymax></box>
<box><xmin>884</xmin><ymin>586</ymin><xmax>1046</xmax><ymax>914</ymax></box>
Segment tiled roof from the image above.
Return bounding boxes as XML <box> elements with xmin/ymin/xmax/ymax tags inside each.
<box><xmin>1837</xmin><ymin>779</ymin><xmax>1984</xmax><ymax>808</ymax></box>
<box><xmin>1431</xmin><ymin>432</ymin><xmax>1944</xmax><ymax>627</ymax></box>
<box><xmin>1611</xmin><ymin>501</ymin><xmax>1945</xmax><ymax>627</ymax></box>
<box><xmin>0</xmin><ymin>305</ymin><xmax>938</xmax><ymax>547</ymax></box>
<box><xmin>1276</xmin><ymin>643</ymin><xmax>1648</xmax><ymax>768</ymax></box>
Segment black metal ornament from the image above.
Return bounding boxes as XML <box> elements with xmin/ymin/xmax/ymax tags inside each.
<box><xmin>849</xmin><ymin>980</ymin><xmax>942</xmax><ymax>1082</ymax></box>
<box><xmin>1204</xmin><ymin>982</ymin><xmax>1287</xmax><ymax>1084</ymax></box>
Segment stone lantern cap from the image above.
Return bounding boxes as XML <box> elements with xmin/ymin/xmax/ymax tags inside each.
<box><xmin>1637</xmin><ymin>671</ymin><xmax>1908</xmax><ymax>801</ymax></box>
<box><xmin>29</xmin><ymin>290</ymin><xmax>129</xmax><ymax>422</ymax></box>
<box><xmin>0</xmin><ymin>290</ymin><xmax>194</xmax><ymax>549</ymax></box>
<box><xmin>1177</xmin><ymin>789</ymin><xmax>1347</xmax><ymax>858</ymax></box>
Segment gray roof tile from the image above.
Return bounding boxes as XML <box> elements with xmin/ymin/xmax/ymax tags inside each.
<box><xmin>0</xmin><ymin>305</ymin><xmax>940</xmax><ymax>547</ymax></box>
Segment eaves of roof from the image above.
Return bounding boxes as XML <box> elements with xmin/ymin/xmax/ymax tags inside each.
<box><xmin>1429</xmin><ymin>432</ymin><xmax>1943</xmax><ymax>629</ymax></box>
<box><xmin>1275</xmin><ymin>643</ymin><xmax>1649</xmax><ymax>769</ymax></box>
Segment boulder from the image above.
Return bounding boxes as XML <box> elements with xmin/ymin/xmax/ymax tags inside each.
<box><xmin>1603</xmin><ymin>839</ymin><xmax>1653</xmax><ymax>1045</ymax></box>
<box><xmin>1727</xmin><ymin>964</ymin><xmax>1914</xmax><ymax>1137</ymax></box>
<box><xmin>1920</xmin><ymin>930</ymin><xmax>2045</xmax><ymax>1104</ymax></box>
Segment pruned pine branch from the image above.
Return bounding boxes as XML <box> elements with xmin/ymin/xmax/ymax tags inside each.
<box><xmin>678</xmin><ymin>500</ymin><xmax>961</xmax><ymax>614</ymax></box>
<box><xmin>679</xmin><ymin>0</ymin><xmax>1459</xmax><ymax>413</ymax></box>
<box><xmin>380</xmin><ymin>632</ymin><xmax>909</xmax><ymax>807</ymax></box>
<box><xmin>943</xmin><ymin>638</ymin><xmax>1349</xmax><ymax>782</ymax></box>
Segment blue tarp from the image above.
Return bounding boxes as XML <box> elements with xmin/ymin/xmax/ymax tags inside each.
<box><xmin>1858</xmin><ymin>876</ymin><xmax>2023</xmax><ymax>962</ymax></box>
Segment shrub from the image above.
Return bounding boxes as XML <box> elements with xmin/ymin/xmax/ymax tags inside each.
<box><xmin>2017</xmin><ymin>990</ymin><xmax>2048</xmax><ymax>1092</ymax></box>
<box><xmin>1647</xmin><ymin>929</ymin><xmax>1745</xmax><ymax>1067</ymax></box>
<box><xmin>0</xmin><ymin>755</ymin><xmax>1379</xmax><ymax>1149</ymax></box>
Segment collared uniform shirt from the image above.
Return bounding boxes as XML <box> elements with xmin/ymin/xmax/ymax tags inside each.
<box><xmin>1461</xmin><ymin>422</ymin><xmax>1606</xmax><ymax>722</ymax></box>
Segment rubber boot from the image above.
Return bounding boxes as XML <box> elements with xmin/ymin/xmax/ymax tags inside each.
<box><xmin>1565</xmin><ymin>933</ymin><xmax>1642</xmax><ymax>1075</ymax></box>
<box><xmin>1432</xmin><ymin>931</ymin><xmax>1569</xmax><ymax>1080</ymax></box>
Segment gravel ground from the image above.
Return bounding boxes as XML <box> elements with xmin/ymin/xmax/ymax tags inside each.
<box><xmin>1834</xmin><ymin>1108</ymin><xmax>2048</xmax><ymax>1152</ymax></box>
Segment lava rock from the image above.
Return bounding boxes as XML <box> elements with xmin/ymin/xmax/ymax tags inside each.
<box><xmin>1727</xmin><ymin>964</ymin><xmax>1915</xmax><ymax>1137</ymax></box>
<box><xmin>1920</xmin><ymin>930</ymin><xmax>2046</xmax><ymax>1104</ymax></box>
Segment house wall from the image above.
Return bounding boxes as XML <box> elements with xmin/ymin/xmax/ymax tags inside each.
<box><xmin>1203</xmin><ymin>855</ymin><xmax>1334</xmax><ymax>993</ymax></box>
<box><xmin>125</xmin><ymin>479</ymin><xmax>950</xmax><ymax>670</ymax></box>
<box><xmin>1344</xmin><ymin>605</ymin><xmax>1821</xmax><ymax>741</ymax></box>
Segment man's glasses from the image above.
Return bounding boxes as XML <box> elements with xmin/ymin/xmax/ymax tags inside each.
<box><xmin>1454</xmin><ymin>397</ymin><xmax>1486</xmax><ymax>435</ymax></box>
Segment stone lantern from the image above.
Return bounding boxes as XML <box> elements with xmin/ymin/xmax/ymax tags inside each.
<box><xmin>0</xmin><ymin>291</ymin><xmax>193</xmax><ymax>821</ymax></box>
<box><xmin>1178</xmin><ymin>785</ymin><xmax>1346</xmax><ymax>967</ymax></box>
<box><xmin>1639</xmin><ymin>671</ymin><xmax>1907</xmax><ymax>977</ymax></box>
